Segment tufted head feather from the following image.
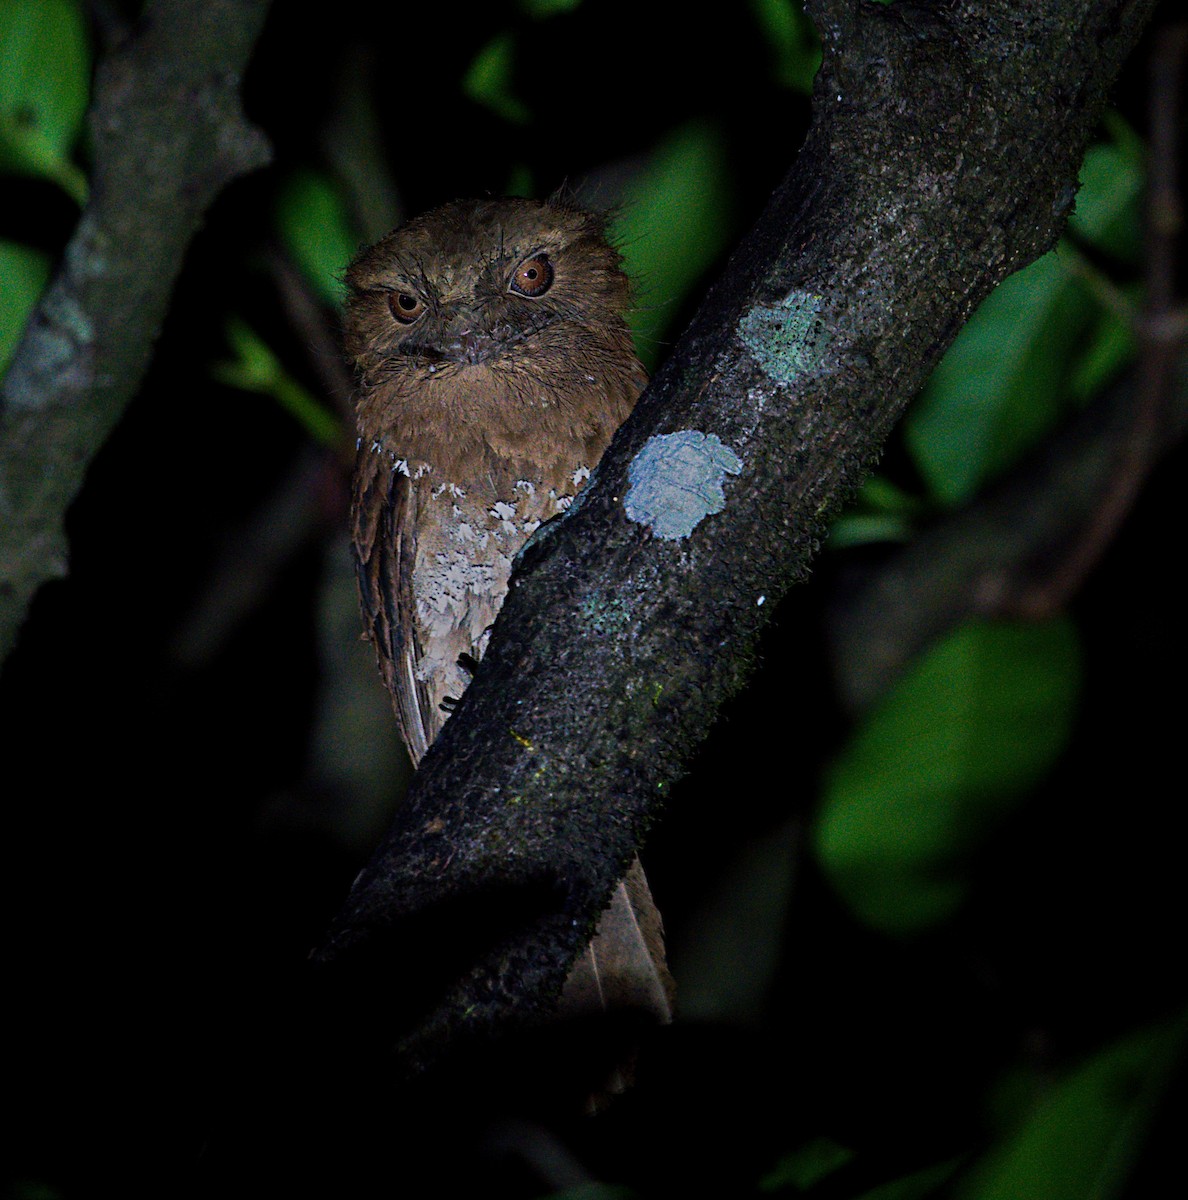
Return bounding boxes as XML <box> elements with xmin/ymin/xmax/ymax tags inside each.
<box><xmin>344</xmin><ymin>197</ymin><xmax>645</xmax><ymax>483</ymax></box>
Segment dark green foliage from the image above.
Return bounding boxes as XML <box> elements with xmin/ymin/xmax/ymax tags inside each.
<box><xmin>2</xmin><ymin>2</ymin><xmax>1183</xmax><ymax>1199</ymax></box>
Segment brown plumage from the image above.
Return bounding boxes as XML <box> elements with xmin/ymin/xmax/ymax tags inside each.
<box><xmin>344</xmin><ymin>197</ymin><xmax>673</xmax><ymax>1070</ymax></box>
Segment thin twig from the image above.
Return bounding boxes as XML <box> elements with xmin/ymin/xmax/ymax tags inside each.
<box><xmin>1014</xmin><ymin>19</ymin><xmax>1188</xmax><ymax>617</ymax></box>
<box><xmin>267</xmin><ymin>247</ymin><xmax>356</xmax><ymax>428</ymax></box>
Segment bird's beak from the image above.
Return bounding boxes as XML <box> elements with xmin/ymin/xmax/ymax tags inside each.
<box><xmin>440</xmin><ymin>313</ymin><xmax>498</xmax><ymax>365</ymax></box>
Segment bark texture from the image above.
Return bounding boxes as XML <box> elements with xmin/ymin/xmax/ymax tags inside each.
<box><xmin>0</xmin><ymin>0</ymin><xmax>272</xmax><ymax>659</ymax></box>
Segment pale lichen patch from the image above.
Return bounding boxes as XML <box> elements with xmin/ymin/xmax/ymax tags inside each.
<box><xmin>623</xmin><ymin>430</ymin><xmax>743</xmax><ymax>541</ymax></box>
<box><xmin>738</xmin><ymin>288</ymin><xmax>831</xmax><ymax>384</ymax></box>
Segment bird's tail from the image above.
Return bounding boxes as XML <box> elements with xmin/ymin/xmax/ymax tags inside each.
<box><xmin>558</xmin><ymin>855</ymin><xmax>674</xmax><ymax>1107</ymax></box>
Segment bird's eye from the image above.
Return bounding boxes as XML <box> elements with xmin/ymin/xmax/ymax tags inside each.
<box><xmin>388</xmin><ymin>292</ymin><xmax>426</xmax><ymax>324</ymax></box>
<box><xmin>509</xmin><ymin>253</ymin><xmax>554</xmax><ymax>298</ymax></box>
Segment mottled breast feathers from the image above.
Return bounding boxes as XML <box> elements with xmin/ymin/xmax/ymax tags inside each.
<box><xmin>344</xmin><ymin>196</ymin><xmax>646</xmax><ymax>758</ymax></box>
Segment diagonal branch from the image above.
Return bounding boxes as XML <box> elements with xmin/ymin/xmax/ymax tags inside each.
<box><xmin>0</xmin><ymin>0</ymin><xmax>273</xmax><ymax>660</ymax></box>
<box><xmin>829</xmin><ymin>348</ymin><xmax>1188</xmax><ymax>712</ymax></box>
<box><xmin>314</xmin><ymin>0</ymin><xmax>1159</xmax><ymax>1075</ymax></box>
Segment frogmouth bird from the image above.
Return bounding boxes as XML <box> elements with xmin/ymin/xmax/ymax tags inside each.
<box><xmin>344</xmin><ymin>196</ymin><xmax>673</xmax><ymax>1059</ymax></box>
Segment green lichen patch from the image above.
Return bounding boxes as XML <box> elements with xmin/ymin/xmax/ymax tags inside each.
<box><xmin>738</xmin><ymin>288</ymin><xmax>831</xmax><ymax>383</ymax></box>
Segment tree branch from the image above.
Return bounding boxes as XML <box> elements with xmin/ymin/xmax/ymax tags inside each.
<box><xmin>314</xmin><ymin>0</ymin><xmax>1158</xmax><ymax>1075</ymax></box>
<box><xmin>0</xmin><ymin>0</ymin><xmax>272</xmax><ymax>660</ymax></box>
<box><xmin>829</xmin><ymin>347</ymin><xmax>1188</xmax><ymax>712</ymax></box>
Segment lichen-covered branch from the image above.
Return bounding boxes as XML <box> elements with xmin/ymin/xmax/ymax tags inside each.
<box><xmin>0</xmin><ymin>0</ymin><xmax>272</xmax><ymax>660</ymax></box>
<box><xmin>315</xmin><ymin>0</ymin><xmax>1158</xmax><ymax>1073</ymax></box>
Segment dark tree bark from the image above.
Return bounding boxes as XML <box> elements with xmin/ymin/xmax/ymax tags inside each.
<box><xmin>314</xmin><ymin>0</ymin><xmax>1160</xmax><ymax>1075</ymax></box>
<box><xmin>0</xmin><ymin>0</ymin><xmax>272</xmax><ymax>660</ymax></box>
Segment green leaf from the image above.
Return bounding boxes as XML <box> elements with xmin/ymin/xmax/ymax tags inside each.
<box><xmin>0</xmin><ymin>237</ymin><xmax>51</xmax><ymax>378</ymax></box>
<box><xmin>275</xmin><ymin>169</ymin><xmax>361</xmax><ymax>310</ymax></box>
<box><xmin>503</xmin><ymin>163</ymin><xmax>535</xmax><ymax>199</ymax></box>
<box><xmin>815</xmin><ymin>618</ymin><xmax>1081</xmax><ymax>933</ymax></box>
<box><xmin>539</xmin><ymin>1187</ymin><xmax>637</xmax><ymax>1200</ymax></box>
<box><xmin>673</xmin><ymin>818</ymin><xmax>799</xmax><ymax>1025</ymax></box>
<box><xmin>855</xmin><ymin>1159</ymin><xmax>963</xmax><ymax>1200</ymax></box>
<box><xmin>610</xmin><ymin>121</ymin><xmax>735</xmax><ymax>371</ymax></box>
<box><xmin>748</xmin><ymin>0</ymin><xmax>821</xmax><ymax>93</ymax></box>
<box><xmin>1067</xmin><ymin>138</ymin><xmax>1143</xmax><ymax>264</ymax></box>
<box><xmin>828</xmin><ymin>511</ymin><xmax>916</xmax><ymax>549</ymax></box>
<box><xmin>905</xmin><ymin>251</ymin><xmax>1092</xmax><ymax>506</ymax></box>
<box><xmin>904</xmin><ymin>126</ymin><xmax>1144</xmax><ymax>508</ymax></box>
<box><xmin>4</xmin><ymin>1182</ymin><xmax>64</xmax><ymax>1200</ymax></box>
<box><xmin>956</xmin><ymin>1020</ymin><xmax>1186</xmax><ymax>1200</ymax></box>
<box><xmin>1068</xmin><ymin>296</ymin><xmax>1137</xmax><ymax>404</ymax></box>
<box><xmin>761</xmin><ymin>1137</ymin><xmax>854</xmax><ymax>1192</ymax></box>
<box><xmin>212</xmin><ymin>317</ymin><xmax>342</xmax><ymax>448</ymax></box>
<box><xmin>829</xmin><ymin>474</ymin><xmax>925</xmax><ymax>548</ymax></box>
<box><xmin>0</xmin><ymin>0</ymin><xmax>90</xmax><ymax>202</ymax></box>
<box><xmin>518</xmin><ymin>0</ymin><xmax>583</xmax><ymax>14</ymax></box>
<box><xmin>763</xmin><ymin>1143</ymin><xmax>961</xmax><ymax>1199</ymax></box>
<box><xmin>463</xmin><ymin>33</ymin><xmax>530</xmax><ymax>125</ymax></box>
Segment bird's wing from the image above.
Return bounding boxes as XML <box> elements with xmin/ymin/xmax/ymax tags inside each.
<box><xmin>351</xmin><ymin>445</ymin><xmax>433</xmax><ymax>765</ymax></box>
